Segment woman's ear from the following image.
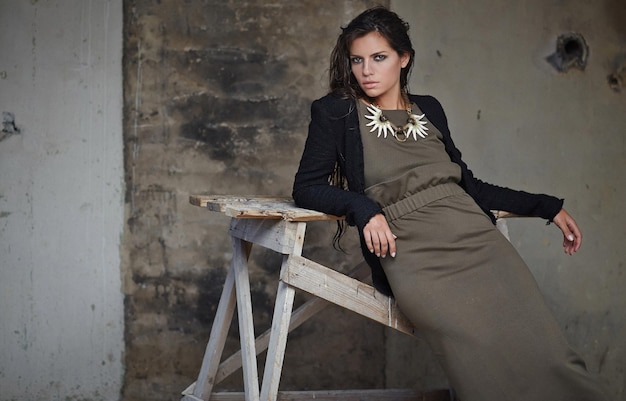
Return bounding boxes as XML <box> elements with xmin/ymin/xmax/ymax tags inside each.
<box><xmin>400</xmin><ymin>52</ymin><xmax>410</xmax><ymax>68</ymax></box>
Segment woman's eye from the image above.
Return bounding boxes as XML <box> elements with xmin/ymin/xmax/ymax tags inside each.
<box><xmin>350</xmin><ymin>57</ymin><xmax>363</xmax><ymax>64</ymax></box>
<box><xmin>374</xmin><ymin>54</ymin><xmax>387</xmax><ymax>61</ymax></box>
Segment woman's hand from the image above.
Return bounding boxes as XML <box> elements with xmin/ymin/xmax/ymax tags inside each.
<box><xmin>552</xmin><ymin>208</ymin><xmax>582</xmax><ymax>255</ymax></box>
<box><xmin>363</xmin><ymin>213</ymin><xmax>397</xmax><ymax>258</ymax></box>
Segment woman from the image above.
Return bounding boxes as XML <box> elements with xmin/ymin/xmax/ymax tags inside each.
<box><xmin>292</xmin><ymin>6</ymin><xmax>608</xmax><ymax>401</ymax></box>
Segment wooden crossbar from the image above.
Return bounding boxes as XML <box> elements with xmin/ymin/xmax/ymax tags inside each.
<box><xmin>283</xmin><ymin>255</ymin><xmax>415</xmax><ymax>336</ymax></box>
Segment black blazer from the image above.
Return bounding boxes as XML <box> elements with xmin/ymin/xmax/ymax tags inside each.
<box><xmin>293</xmin><ymin>93</ymin><xmax>563</xmax><ymax>295</ymax></box>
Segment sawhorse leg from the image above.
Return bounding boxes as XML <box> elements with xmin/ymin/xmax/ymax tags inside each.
<box><xmin>259</xmin><ymin>262</ymin><xmax>296</xmax><ymax>401</ymax></box>
<box><xmin>260</xmin><ymin>221</ymin><xmax>306</xmax><ymax>401</ymax></box>
<box><xmin>184</xmin><ymin>237</ymin><xmax>258</xmax><ymax>401</ymax></box>
<box><xmin>232</xmin><ymin>238</ymin><xmax>260</xmax><ymax>401</ymax></box>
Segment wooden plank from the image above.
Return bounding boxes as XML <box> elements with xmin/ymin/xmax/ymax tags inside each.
<box><xmin>206</xmin><ymin>389</ymin><xmax>451</xmax><ymax>401</ymax></box>
<box><xmin>189</xmin><ymin>195</ymin><xmax>341</xmax><ymax>222</ymax></box>
<box><xmin>189</xmin><ymin>264</ymin><xmax>237</xmax><ymax>400</ymax></box>
<box><xmin>290</xmin><ymin>220</ymin><xmax>307</xmax><ymax>257</ymax></box>
<box><xmin>223</xmin><ymin>204</ymin><xmax>337</xmax><ymax>222</ymax></box>
<box><xmin>283</xmin><ymin>255</ymin><xmax>416</xmax><ymax>336</ymax></box>
<box><xmin>229</xmin><ymin>218</ymin><xmax>306</xmax><ymax>255</ymax></box>
<box><xmin>261</xmin><ymin>221</ymin><xmax>306</xmax><ymax>401</ymax></box>
<box><xmin>189</xmin><ymin>195</ymin><xmax>290</xmax><ymax>208</ymax></box>
<box><xmin>232</xmin><ymin>238</ymin><xmax>260</xmax><ymax>401</ymax></box>
<box><xmin>260</xmin><ymin>268</ymin><xmax>296</xmax><ymax>401</ymax></box>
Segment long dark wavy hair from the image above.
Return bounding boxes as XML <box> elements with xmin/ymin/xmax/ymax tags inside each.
<box><xmin>329</xmin><ymin>6</ymin><xmax>415</xmax><ymax>101</ymax></box>
<box><xmin>328</xmin><ymin>6</ymin><xmax>416</xmax><ymax>248</ymax></box>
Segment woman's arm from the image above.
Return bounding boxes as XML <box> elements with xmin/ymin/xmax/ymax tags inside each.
<box><xmin>421</xmin><ymin>96</ymin><xmax>583</xmax><ymax>253</ymax></box>
<box><xmin>418</xmin><ymin>94</ymin><xmax>565</xmax><ymax>222</ymax></box>
<box><xmin>292</xmin><ymin>97</ymin><xmax>382</xmax><ymax>229</ymax></box>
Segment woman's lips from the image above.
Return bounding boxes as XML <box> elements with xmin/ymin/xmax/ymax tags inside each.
<box><xmin>362</xmin><ymin>81</ymin><xmax>378</xmax><ymax>89</ymax></box>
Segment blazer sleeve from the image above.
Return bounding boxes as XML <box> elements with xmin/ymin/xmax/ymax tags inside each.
<box><xmin>292</xmin><ymin>97</ymin><xmax>382</xmax><ymax>229</ymax></box>
<box><xmin>422</xmin><ymin>95</ymin><xmax>564</xmax><ymax>221</ymax></box>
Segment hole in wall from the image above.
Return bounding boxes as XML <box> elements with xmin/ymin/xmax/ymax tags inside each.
<box><xmin>563</xmin><ymin>37</ymin><xmax>583</xmax><ymax>58</ymax></box>
<box><xmin>546</xmin><ymin>32</ymin><xmax>589</xmax><ymax>72</ymax></box>
<box><xmin>607</xmin><ymin>67</ymin><xmax>625</xmax><ymax>92</ymax></box>
<box><xmin>608</xmin><ymin>74</ymin><xmax>621</xmax><ymax>91</ymax></box>
<box><xmin>606</xmin><ymin>54</ymin><xmax>626</xmax><ymax>93</ymax></box>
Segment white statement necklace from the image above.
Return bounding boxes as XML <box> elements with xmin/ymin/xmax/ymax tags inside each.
<box><xmin>364</xmin><ymin>103</ymin><xmax>429</xmax><ymax>142</ymax></box>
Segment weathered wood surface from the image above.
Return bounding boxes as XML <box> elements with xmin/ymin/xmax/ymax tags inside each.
<box><xmin>260</xmin><ymin>222</ymin><xmax>307</xmax><ymax>401</ymax></box>
<box><xmin>189</xmin><ymin>195</ymin><xmax>342</xmax><ymax>221</ymax></box>
<box><xmin>190</xmin><ymin>264</ymin><xmax>237</xmax><ymax>400</ymax></box>
<box><xmin>229</xmin><ymin>218</ymin><xmax>306</xmax><ymax>255</ymax></box>
<box><xmin>283</xmin><ymin>255</ymin><xmax>416</xmax><ymax>337</ymax></box>
<box><xmin>232</xmin><ymin>238</ymin><xmax>260</xmax><ymax>401</ymax></box>
<box><xmin>261</xmin><ymin>278</ymin><xmax>296</xmax><ymax>401</ymax></box>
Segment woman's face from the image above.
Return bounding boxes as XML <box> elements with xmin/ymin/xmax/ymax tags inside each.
<box><xmin>349</xmin><ymin>31</ymin><xmax>410</xmax><ymax>107</ymax></box>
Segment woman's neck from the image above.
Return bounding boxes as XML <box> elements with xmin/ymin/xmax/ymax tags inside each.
<box><xmin>371</xmin><ymin>92</ymin><xmax>407</xmax><ymax>110</ymax></box>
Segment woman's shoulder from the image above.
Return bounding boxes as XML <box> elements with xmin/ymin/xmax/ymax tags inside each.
<box><xmin>408</xmin><ymin>93</ymin><xmax>450</xmax><ymax>133</ymax></box>
<box><xmin>312</xmin><ymin>93</ymin><xmax>356</xmax><ymax>118</ymax></box>
<box><xmin>408</xmin><ymin>93</ymin><xmax>444</xmax><ymax>110</ymax></box>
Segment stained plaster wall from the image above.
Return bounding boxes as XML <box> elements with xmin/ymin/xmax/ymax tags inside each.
<box><xmin>121</xmin><ymin>1</ymin><xmax>387</xmax><ymax>400</ymax></box>
<box><xmin>388</xmin><ymin>0</ymin><xmax>626</xmax><ymax>398</ymax></box>
<box><xmin>0</xmin><ymin>1</ymin><xmax>125</xmax><ymax>400</ymax></box>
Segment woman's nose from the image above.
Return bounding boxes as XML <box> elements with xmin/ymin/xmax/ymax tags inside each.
<box><xmin>362</xmin><ymin>60</ymin><xmax>372</xmax><ymax>75</ymax></box>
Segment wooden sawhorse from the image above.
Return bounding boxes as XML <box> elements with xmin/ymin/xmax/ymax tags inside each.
<box><xmin>183</xmin><ymin>196</ymin><xmax>447</xmax><ymax>401</ymax></box>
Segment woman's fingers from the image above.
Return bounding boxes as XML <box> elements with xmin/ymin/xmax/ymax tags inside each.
<box><xmin>388</xmin><ymin>232</ymin><xmax>397</xmax><ymax>258</ymax></box>
<box><xmin>553</xmin><ymin>208</ymin><xmax>583</xmax><ymax>255</ymax></box>
<box><xmin>364</xmin><ymin>227</ymin><xmax>385</xmax><ymax>257</ymax></box>
<box><xmin>363</xmin><ymin>213</ymin><xmax>397</xmax><ymax>258</ymax></box>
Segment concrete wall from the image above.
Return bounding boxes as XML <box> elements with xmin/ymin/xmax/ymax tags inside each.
<box><xmin>120</xmin><ymin>1</ymin><xmax>385</xmax><ymax>400</ymax></box>
<box><xmin>0</xmin><ymin>1</ymin><xmax>125</xmax><ymax>400</ymax></box>
<box><xmin>389</xmin><ymin>0</ymin><xmax>626</xmax><ymax>397</ymax></box>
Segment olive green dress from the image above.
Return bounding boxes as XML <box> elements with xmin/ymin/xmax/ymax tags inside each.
<box><xmin>357</xmin><ymin>101</ymin><xmax>608</xmax><ymax>401</ymax></box>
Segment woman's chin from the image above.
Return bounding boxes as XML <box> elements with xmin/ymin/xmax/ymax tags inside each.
<box><xmin>361</xmin><ymin>88</ymin><xmax>381</xmax><ymax>99</ymax></box>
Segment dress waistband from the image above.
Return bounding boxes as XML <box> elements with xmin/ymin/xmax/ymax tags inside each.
<box><xmin>382</xmin><ymin>182</ymin><xmax>464</xmax><ymax>221</ymax></box>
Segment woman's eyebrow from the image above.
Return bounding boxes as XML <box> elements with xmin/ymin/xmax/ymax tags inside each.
<box><xmin>351</xmin><ymin>50</ymin><xmax>389</xmax><ymax>57</ymax></box>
